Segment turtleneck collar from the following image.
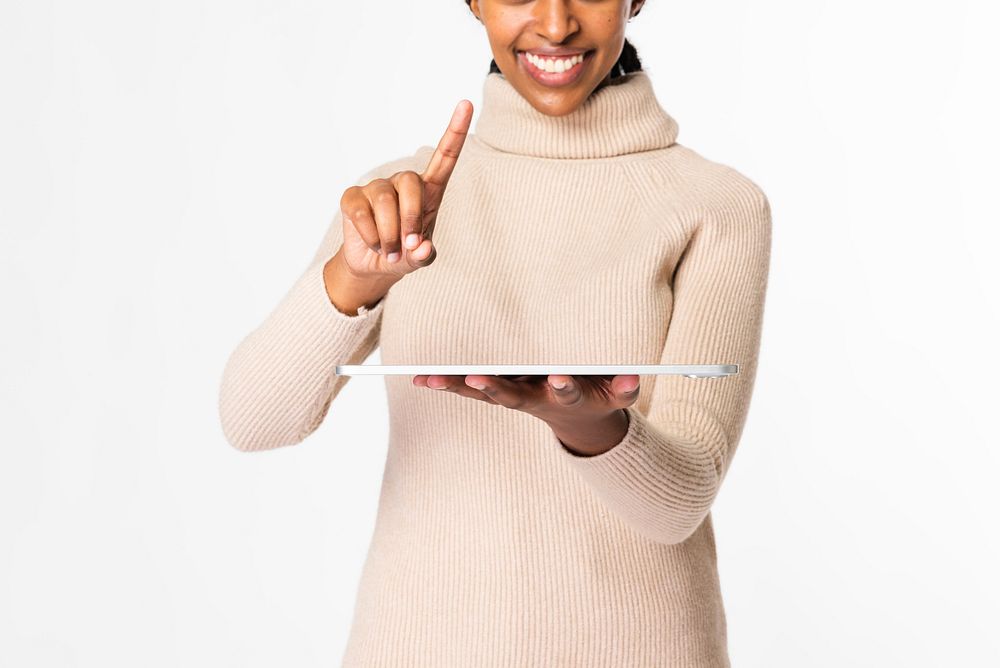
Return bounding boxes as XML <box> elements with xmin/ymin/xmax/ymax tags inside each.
<box><xmin>472</xmin><ymin>70</ymin><xmax>680</xmax><ymax>160</ymax></box>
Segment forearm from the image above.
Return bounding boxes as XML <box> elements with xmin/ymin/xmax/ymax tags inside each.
<box><xmin>219</xmin><ymin>256</ymin><xmax>387</xmax><ymax>452</ymax></box>
<box><xmin>323</xmin><ymin>249</ymin><xmax>397</xmax><ymax>316</ymax></box>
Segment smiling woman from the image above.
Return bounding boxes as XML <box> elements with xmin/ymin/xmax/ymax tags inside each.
<box><xmin>464</xmin><ymin>0</ymin><xmax>645</xmax><ymax>80</ymax></box>
<box><xmin>218</xmin><ymin>0</ymin><xmax>772</xmax><ymax>666</ymax></box>
<box><xmin>464</xmin><ymin>0</ymin><xmax>649</xmax><ymax>116</ymax></box>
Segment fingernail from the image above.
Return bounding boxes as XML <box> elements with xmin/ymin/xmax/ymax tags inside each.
<box><xmin>387</xmin><ymin>251</ymin><xmax>400</xmax><ymax>263</ymax></box>
<box><xmin>551</xmin><ymin>380</ymin><xmax>567</xmax><ymax>390</ymax></box>
<box><xmin>405</xmin><ymin>234</ymin><xmax>420</xmax><ymax>249</ymax></box>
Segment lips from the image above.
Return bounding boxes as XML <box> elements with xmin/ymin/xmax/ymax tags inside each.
<box><xmin>523</xmin><ymin>49</ymin><xmax>588</xmax><ymax>57</ymax></box>
<box><xmin>518</xmin><ymin>49</ymin><xmax>592</xmax><ymax>87</ymax></box>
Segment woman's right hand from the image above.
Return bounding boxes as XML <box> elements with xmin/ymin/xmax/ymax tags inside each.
<box><xmin>338</xmin><ymin>99</ymin><xmax>474</xmax><ymax>281</ymax></box>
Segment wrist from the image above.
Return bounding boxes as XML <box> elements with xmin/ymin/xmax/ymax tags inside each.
<box><xmin>549</xmin><ymin>409</ymin><xmax>629</xmax><ymax>457</ymax></box>
<box><xmin>323</xmin><ymin>250</ymin><xmax>396</xmax><ymax>316</ymax></box>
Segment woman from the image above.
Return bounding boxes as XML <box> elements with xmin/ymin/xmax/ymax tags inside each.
<box><xmin>219</xmin><ymin>1</ymin><xmax>772</xmax><ymax>665</ymax></box>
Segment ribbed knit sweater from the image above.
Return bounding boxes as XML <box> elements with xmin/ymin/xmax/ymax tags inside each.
<box><xmin>219</xmin><ymin>70</ymin><xmax>772</xmax><ymax>667</ymax></box>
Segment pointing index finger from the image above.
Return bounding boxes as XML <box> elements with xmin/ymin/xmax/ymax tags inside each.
<box><xmin>421</xmin><ymin>99</ymin><xmax>473</xmax><ymax>194</ymax></box>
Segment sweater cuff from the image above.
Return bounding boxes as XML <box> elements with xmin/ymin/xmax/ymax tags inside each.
<box><xmin>304</xmin><ymin>260</ymin><xmax>386</xmax><ymax>324</ymax></box>
<box><xmin>549</xmin><ymin>400</ymin><xmax>727</xmax><ymax>544</ymax></box>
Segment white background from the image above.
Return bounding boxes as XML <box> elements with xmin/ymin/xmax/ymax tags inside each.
<box><xmin>2</xmin><ymin>0</ymin><xmax>998</xmax><ymax>666</ymax></box>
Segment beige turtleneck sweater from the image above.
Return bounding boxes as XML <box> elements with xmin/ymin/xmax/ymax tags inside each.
<box><xmin>219</xmin><ymin>70</ymin><xmax>772</xmax><ymax>667</ymax></box>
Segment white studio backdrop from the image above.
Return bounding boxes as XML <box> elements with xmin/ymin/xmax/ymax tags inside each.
<box><xmin>2</xmin><ymin>0</ymin><xmax>998</xmax><ymax>666</ymax></box>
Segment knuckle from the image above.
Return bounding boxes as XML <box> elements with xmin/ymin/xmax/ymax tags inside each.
<box><xmin>374</xmin><ymin>190</ymin><xmax>396</xmax><ymax>205</ymax></box>
<box><xmin>340</xmin><ymin>186</ymin><xmax>360</xmax><ymax>206</ymax></box>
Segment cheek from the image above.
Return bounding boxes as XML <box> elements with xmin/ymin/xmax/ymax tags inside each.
<box><xmin>586</xmin><ymin>4</ymin><xmax>629</xmax><ymax>36</ymax></box>
<box><xmin>483</xmin><ymin>8</ymin><xmax>534</xmax><ymax>49</ymax></box>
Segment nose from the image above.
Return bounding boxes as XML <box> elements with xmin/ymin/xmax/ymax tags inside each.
<box><xmin>531</xmin><ymin>0</ymin><xmax>581</xmax><ymax>45</ymax></box>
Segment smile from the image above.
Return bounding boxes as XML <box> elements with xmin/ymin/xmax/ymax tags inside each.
<box><xmin>518</xmin><ymin>50</ymin><xmax>592</xmax><ymax>87</ymax></box>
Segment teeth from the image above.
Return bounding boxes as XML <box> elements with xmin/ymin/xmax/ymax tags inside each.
<box><xmin>525</xmin><ymin>52</ymin><xmax>585</xmax><ymax>74</ymax></box>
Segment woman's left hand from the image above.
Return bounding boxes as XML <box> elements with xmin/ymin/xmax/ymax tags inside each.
<box><xmin>411</xmin><ymin>373</ymin><xmax>641</xmax><ymax>456</ymax></box>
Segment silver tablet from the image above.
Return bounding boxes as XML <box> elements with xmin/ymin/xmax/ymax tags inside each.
<box><xmin>334</xmin><ymin>364</ymin><xmax>738</xmax><ymax>379</ymax></box>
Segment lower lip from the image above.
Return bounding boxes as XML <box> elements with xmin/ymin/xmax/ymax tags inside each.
<box><xmin>518</xmin><ymin>50</ymin><xmax>592</xmax><ymax>87</ymax></box>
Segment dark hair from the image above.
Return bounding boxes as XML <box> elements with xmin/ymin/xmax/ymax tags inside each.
<box><xmin>463</xmin><ymin>1</ymin><xmax>644</xmax><ymax>78</ymax></box>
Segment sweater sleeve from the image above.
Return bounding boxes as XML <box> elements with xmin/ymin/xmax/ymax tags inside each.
<box><xmin>218</xmin><ymin>146</ymin><xmax>434</xmax><ymax>452</ymax></box>
<box><xmin>549</xmin><ymin>174</ymin><xmax>773</xmax><ymax>545</ymax></box>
